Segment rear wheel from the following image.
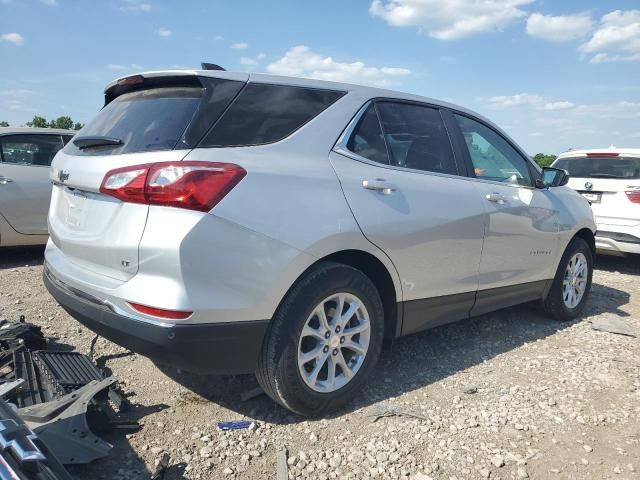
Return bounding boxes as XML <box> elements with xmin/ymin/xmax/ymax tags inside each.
<box><xmin>256</xmin><ymin>262</ymin><xmax>384</xmax><ymax>416</ymax></box>
<box><xmin>543</xmin><ymin>237</ymin><xmax>593</xmax><ymax>321</ymax></box>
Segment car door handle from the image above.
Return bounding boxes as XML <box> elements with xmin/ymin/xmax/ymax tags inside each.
<box><xmin>362</xmin><ymin>179</ymin><xmax>396</xmax><ymax>195</ymax></box>
<box><xmin>0</xmin><ymin>176</ymin><xmax>13</xmax><ymax>184</ymax></box>
<box><xmin>486</xmin><ymin>192</ymin><xmax>506</xmax><ymax>204</ymax></box>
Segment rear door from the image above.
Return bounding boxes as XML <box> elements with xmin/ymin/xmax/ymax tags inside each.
<box><xmin>451</xmin><ymin>112</ymin><xmax>559</xmax><ymax>311</ymax></box>
<box><xmin>331</xmin><ymin>100</ymin><xmax>486</xmax><ymax>334</ymax></box>
<box><xmin>554</xmin><ymin>154</ymin><xmax>640</xmax><ymax>230</ymax></box>
<box><xmin>48</xmin><ymin>73</ymin><xmax>246</xmax><ymax>281</ymax></box>
<box><xmin>0</xmin><ymin>133</ymin><xmax>64</xmax><ymax>235</ymax></box>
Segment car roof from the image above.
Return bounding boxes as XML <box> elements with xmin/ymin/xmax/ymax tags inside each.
<box><xmin>0</xmin><ymin>127</ymin><xmax>76</xmax><ymax>136</ymax></box>
<box><xmin>103</xmin><ymin>69</ymin><xmax>512</xmax><ymax>144</ymax></box>
<box><xmin>557</xmin><ymin>147</ymin><xmax>640</xmax><ymax>159</ymax></box>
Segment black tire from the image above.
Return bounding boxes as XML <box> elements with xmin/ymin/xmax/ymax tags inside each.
<box><xmin>256</xmin><ymin>262</ymin><xmax>384</xmax><ymax>416</ymax></box>
<box><xmin>543</xmin><ymin>237</ymin><xmax>593</xmax><ymax>321</ymax></box>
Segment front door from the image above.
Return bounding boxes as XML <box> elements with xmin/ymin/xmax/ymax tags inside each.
<box><xmin>331</xmin><ymin>101</ymin><xmax>486</xmax><ymax>334</ymax></box>
<box><xmin>0</xmin><ymin>134</ymin><xmax>63</xmax><ymax>235</ymax></box>
<box><xmin>451</xmin><ymin>113</ymin><xmax>559</xmax><ymax>314</ymax></box>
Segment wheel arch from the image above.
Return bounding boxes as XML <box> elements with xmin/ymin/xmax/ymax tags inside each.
<box><xmin>573</xmin><ymin>228</ymin><xmax>596</xmax><ymax>255</ymax></box>
<box><xmin>279</xmin><ymin>249</ymin><xmax>402</xmax><ymax>341</ymax></box>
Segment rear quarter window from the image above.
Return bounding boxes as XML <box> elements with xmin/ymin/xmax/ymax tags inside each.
<box><xmin>201</xmin><ymin>83</ymin><xmax>345</xmax><ymax>147</ymax></box>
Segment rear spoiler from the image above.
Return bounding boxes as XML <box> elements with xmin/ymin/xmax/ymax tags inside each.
<box><xmin>104</xmin><ymin>70</ymin><xmax>248</xmax><ymax>105</ymax></box>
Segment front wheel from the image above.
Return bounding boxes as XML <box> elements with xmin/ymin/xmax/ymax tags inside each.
<box><xmin>543</xmin><ymin>237</ymin><xmax>593</xmax><ymax>321</ymax></box>
<box><xmin>256</xmin><ymin>262</ymin><xmax>384</xmax><ymax>416</ymax></box>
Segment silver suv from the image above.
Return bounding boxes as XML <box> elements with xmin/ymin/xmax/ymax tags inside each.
<box><xmin>44</xmin><ymin>70</ymin><xmax>596</xmax><ymax>416</ymax></box>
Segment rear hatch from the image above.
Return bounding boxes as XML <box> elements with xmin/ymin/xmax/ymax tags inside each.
<box><xmin>554</xmin><ymin>154</ymin><xmax>640</xmax><ymax>227</ymax></box>
<box><xmin>48</xmin><ymin>72</ymin><xmax>247</xmax><ymax>281</ymax></box>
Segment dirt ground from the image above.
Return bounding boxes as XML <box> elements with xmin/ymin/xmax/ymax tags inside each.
<box><xmin>0</xmin><ymin>246</ymin><xmax>638</xmax><ymax>480</ymax></box>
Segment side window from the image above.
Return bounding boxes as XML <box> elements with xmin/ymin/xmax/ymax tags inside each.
<box><xmin>202</xmin><ymin>84</ymin><xmax>345</xmax><ymax>147</ymax></box>
<box><xmin>0</xmin><ymin>134</ymin><xmax>64</xmax><ymax>166</ymax></box>
<box><xmin>454</xmin><ymin>114</ymin><xmax>532</xmax><ymax>186</ymax></box>
<box><xmin>62</xmin><ymin>135</ymin><xmax>74</xmax><ymax>145</ymax></box>
<box><xmin>346</xmin><ymin>104</ymin><xmax>389</xmax><ymax>164</ymax></box>
<box><xmin>377</xmin><ymin>102</ymin><xmax>458</xmax><ymax>175</ymax></box>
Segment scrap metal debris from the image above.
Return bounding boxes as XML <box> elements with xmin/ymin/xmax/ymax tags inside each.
<box><xmin>0</xmin><ymin>397</ymin><xmax>73</xmax><ymax>480</ymax></box>
<box><xmin>276</xmin><ymin>446</ymin><xmax>288</xmax><ymax>480</ymax></box>
<box><xmin>151</xmin><ymin>452</ymin><xmax>171</xmax><ymax>480</ymax></box>
<box><xmin>591</xmin><ymin>315</ymin><xmax>636</xmax><ymax>338</ymax></box>
<box><xmin>368</xmin><ymin>405</ymin><xmax>431</xmax><ymax>423</ymax></box>
<box><xmin>0</xmin><ymin>316</ymin><xmax>137</xmax><ymax>469</ymax></box>
<box><xmin>218</xmin><ymin>420</ymin><xmax>255</xmax><ymax>431</ymax></box>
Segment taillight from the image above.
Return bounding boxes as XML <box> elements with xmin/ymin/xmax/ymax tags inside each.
<box><xmin>99</xmin><ymin>161</ymin><xmax>246</xmax><ymax>212</ymax></box>
<box><xmin>129</xmin><ymin>302</ymin><xmax>192</xmax><ymax>320</ymax></box>
<box><xmin>626</xmin><ymin>191</ymin><xmax>640</xmax><ymax>204</ymax></box>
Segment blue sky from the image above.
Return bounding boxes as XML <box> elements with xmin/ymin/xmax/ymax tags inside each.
<box><xmin>1</xmin><ymin>0</ymin><xmax>639</xmax><ymax>154</ymax></box>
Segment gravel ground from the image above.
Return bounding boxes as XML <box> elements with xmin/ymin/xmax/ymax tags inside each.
<box><xmin>0</xmin><ymin>246</ymin><xmax>638</xmax><ymax>480</ymax></box>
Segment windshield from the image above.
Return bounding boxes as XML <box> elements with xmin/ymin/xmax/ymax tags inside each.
<box><xmin>554</xmin><ymin>156</ymin><xmax>640</xmax><ymax>179</ymax></box>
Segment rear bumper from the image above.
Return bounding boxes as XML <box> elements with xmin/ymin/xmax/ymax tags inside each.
<box><xmin>43</xmin><ymin>266</ymin><xmax>269</xmax><ymax>375</ymax></box>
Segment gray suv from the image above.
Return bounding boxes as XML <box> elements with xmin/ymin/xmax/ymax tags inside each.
<box><xmin>44</xmin><ymin>70</ymin><xmax>596</xmax><ymax>415</ymax></box>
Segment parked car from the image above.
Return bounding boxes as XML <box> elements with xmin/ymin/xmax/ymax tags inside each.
<box><xmin>43</xmin><ymin>70</ymin><xmax>596</xmax><ymax>416</ymax></box>
<box><xmin>0</xmin><ymin>128</ymin><xmax>74</xmax><ymax>246</ymax></box>
<box><xmin>553</xmin><ymin>148</ymin><xmax>640</xmax><ymax>256</ymax></box>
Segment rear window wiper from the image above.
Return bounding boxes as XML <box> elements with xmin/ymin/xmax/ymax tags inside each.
<box><xmin>73</xmin><ymin>135</ymin><xmax>123</xmax><ymax>150</ymax></box>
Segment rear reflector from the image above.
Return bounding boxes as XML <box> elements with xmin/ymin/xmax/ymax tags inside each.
<box><xmin>99</xmin><ymin>161</ymin><xmax>246</xmax><ymax>212</ymax></box>
<box><xmin>626</xmin><ymin>191</ymin><xmax>640</xmax><ymax>204</ymax></box>
<box><xmin>587</xmin><ymin>152</ymin><xmax>619</xmax><ymax>157</ymax></box>
<box><xmin>129</xmin><ymin>302</ymin><xmax>192</xmax><ymax>320</ymax></box>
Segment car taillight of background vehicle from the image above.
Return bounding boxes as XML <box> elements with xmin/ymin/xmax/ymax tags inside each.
<box><xmin>99</xmin><ymin>161</ymin><xmax>246</xmax><ymax>212</ymax></box>
<box><xmin>626</xmin><ymin>191</ymin><xmax>640</xmax><ymax>204</ymax></box>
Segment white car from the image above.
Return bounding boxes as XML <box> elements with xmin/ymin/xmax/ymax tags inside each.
<box><xmin>553</xmin><ymin>148</ymin><xmax>640</xmax><ymax>255</ymax></box>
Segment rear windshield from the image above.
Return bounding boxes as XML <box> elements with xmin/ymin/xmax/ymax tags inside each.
<box><xmin>201</xmin><ymin>83</ymin><xmax>345</xmax><ymax>147</ymax></box>
<box><xmin>554</xmin><ymin>156</ymin><xmax>640</xmax><ymax>179</ymax></box>
<box><xmin>66</xmin><ymin>87</ymin><xmax>203</xmax><ymax>156</ymax></box>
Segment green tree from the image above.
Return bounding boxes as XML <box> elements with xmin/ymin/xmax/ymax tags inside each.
<box><xmin>533</xmin><ymin>153</ymin><xmax>557</xmax><ymax>168</ymax></box>
<box><xmin>73</xmin><ymin>122</ymin><xmax>84</xmax><ymax>131</ymax></box>
<box><xmin>49</xmin><ymin>116</ymin><xmax>73</xmax><ymax>130</ymax></box>
<box><xmin>0</xmin><ymin>120</ymin><xmax>9</xmax><ymax>127</ymax></box>
<box><xmin>26</xmin><ymin>115</ymin><xmax>48</xmax><ymax>128</ymax></box>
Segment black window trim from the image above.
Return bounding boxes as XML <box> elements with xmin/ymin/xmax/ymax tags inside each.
<box><xmin>447</xmin><ymin>109</ymin><xmax>540</xmax><ymax>189</ymax></box>
<box><xmin>198</xmin><ymin>82</ymin><xmax>348</xmax><ymax>148</ymax></box>
<box><xmin>0</xmin><ymin>132</ymin><xmax>65</xmax><ymax>168</ymax></box>
<box><xmin>334</xmin><ymin>97</ymin><xmax>466</xmax><ymax>180</ymax></box>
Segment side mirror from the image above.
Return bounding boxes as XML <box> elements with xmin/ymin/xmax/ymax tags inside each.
<box><xmin>537</xmin><ymin>167</ymin><xmax>570</xmax><ymax>188</ymax></box>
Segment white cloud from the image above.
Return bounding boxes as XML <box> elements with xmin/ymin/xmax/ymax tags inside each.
<box><xmin>266</xmin><ymin>45</ymin><xmax>411</xmax><ymax>87</ymax></box>
<box><xmin>526</xmin><ymin>12</ymin><xmax>593</xmax><ymax>42</ymax></box>
<box><xmin>580</xmin><ymin>10</ymin><xmax>640</xmax><ymax>63</ymax></box>
<box><xmin>213</xmin><ymin>35</ymin><xmax>224</xmax><ymax>41</ymax></box>
<box><xmin>231</xmin><ymin>42</ymin><xmax>248</xmax><ymax>49</ymax></box>
<box><xmin>157</xmin><ymin>27</ymin><xmax>172</xmax><ymax>37</ymax></box>
<box><xmin>119</xmin><ymin>0</ymin><xmax>151</xmax><ymax>12</ymax></box>
<box><xmin>107</xmin><ymin>63</ymin><xmax>143</xmax><ymax>70</ymax></box>
<box><xmin>543</xmin><ymin>101</ymin><xmax>575</xmax><ymax>111</ymax></box>
<box><xmin>0</xmin><ymin>89</ymin><xmax>34</xmax><ymax>98</ymax></box>
<box><xmin>1</xmin><ymin>33</ymin><xmax>24</xmax><ymax>46</ymax></box>
<box><xmin>486</xmin><ymin>94</ymin><xmax>575</xmax><ymax>111</ymax></box>
<box><xmin>41</xmin><ymin>0</ymin><xmax>58</xmax><ymax>6</ymax></box>
<box><xmin>369</xmin><ymin>0</ymin><xmax>533</xmax><ymax>40</ymax></box>
<box><xmin>239</xmin><ymin>57</ymin><xmax>257</xmax><ymax>66</ymax></box>
<box><xmin>257</xmin><ymin>53</ymin><xmax>266</xmax><ymax>60</ymax></box>
<box><xmin>487</xmin><ymin>93</ymin><xmax>543</xmax><ymax>108</ymax></box>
